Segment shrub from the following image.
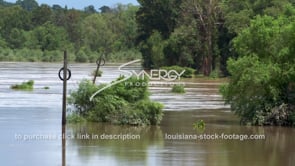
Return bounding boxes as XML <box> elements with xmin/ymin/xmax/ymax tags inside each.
<box><xmin>107</xmin><ymin>50</ymin><xmax>142</xmax><ymax>62</ymax></box>
<box><xmin>68</xmin><ymin>80</ymin><xmax>99</xmax><ymax>116</ymax></box>
<box><xmin>67</xmin><ymin>113</ymin><xmax>86</xmax><ymax>123</ymax></box>
<box><xmin>0</xmin><ymin>48</ymin><xmax>14</xmax><ymax>61</ymax></box>
<box><xmin>171</xmin><ymin>84</ymin><xmax>186</xmax><ymax>93</ymax></box>
<box><xmin>134</xmin><ymin>100</ymin><xmax>164</xmax><ymax>125</ymax></box>
<box><xmin>209</xmin><ymin>69</ymin><xmax>219</xmax><ymax>79</ymax></box>
<box><xmin>91</xmin><ymin>70</ymin><xmax>103</xmax><ymax>77</ymax></box>
<box><xmin>11</xmin><ymin>80</ymin><xmax>34</xmax><ymax>90</ymax></box>
<box><xmin>75</xmin><ymin>50</ymin><xmax>88</xmax><ymax>62</ymax></box>
<box><xmin>42</xmin><ymin>50</ymin><xmax>63</xmax><ymax>62</ymax></box>
<box><xmin>220</xmin><ymin>55</ymin><xmax>295</xmax><ymax>126</ymax></box>
<box><xmin>14</xmin><ymin>48</ymin><xmax>43</xmax><ymax>62</ymax></box>
<box><xmin>193</xmin><ymin>120</ymin><xmax>205</xmax><ymax>131</ymax></box>
<box><xmin>68</xmin><ymin>76</ymin><xmax>163</xmax><ymax>125</ymax></box>
<box><xmin>160</xmin><ymin>65</ymin><xmax>195</xmax><ymax>78</ymax></box>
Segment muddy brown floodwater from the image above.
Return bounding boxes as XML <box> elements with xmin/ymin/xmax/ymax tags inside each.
<box><xmin>0</xmin><ymin>62</ymin><xmax>294</xmax><ymax>166</ymax></box>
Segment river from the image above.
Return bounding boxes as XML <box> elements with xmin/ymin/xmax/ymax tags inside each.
<box><xmin>0</xmin><ymin>62</ymin><xmax>294</xmax><ymax>166</ymax></box>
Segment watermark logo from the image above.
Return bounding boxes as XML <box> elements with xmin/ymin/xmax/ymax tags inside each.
<box><xmin>132</xmin><ymin>69</ymin><xmax>185</xmax><ymax>81</ymax></box>
<box><xmin>89</xmin><ymin>59</ymin><xmax>185</xmax><ymax>101</ymax></box>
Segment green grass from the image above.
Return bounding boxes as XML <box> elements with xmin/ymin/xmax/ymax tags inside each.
<box><xmin>11</xmin><ymin>80</ymin><xmax>34</xmax><ymax>90</ymax></box>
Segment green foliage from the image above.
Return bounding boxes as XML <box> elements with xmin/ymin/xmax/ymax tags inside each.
<box><xmin>75</xmin><ymin>50</ymin><xmax>89</xmax><ymax>63</ymax></box>
<box><xmin>81</xmin><ymin>14</ymin><xmax>114</xmax><ymax>53</ymax></box>
<box><xmin>0</xmin><ymin>48</ymin><xmax>15</xmax><ymax>61</ymax></box>
<box><xmin>222</xmin><ymin>0</ymin><xmax>295</xmax><ymax>34</ymax></box>
<box><xmin>92</xmin><ymin>70</ymin><xmax>103</xmax><ymax>77</ymax></box>
<box><xmin>137</xmin><ymin>0</ymin><xmax>220</xmax><ymax>76</ymax></box>
<box><xmin>67</xmin><ymin>113</ymin><xmax>86</xmax><ymax>123</ymax></box>
<box><xmin>16</xmin><ymin>0</ymin><xmax>38</xmax><ymax>11</ymax></box>
<box><xmin>137</xmin><ymin>0</ymin><xmax>181</xmax><ymax>39</ymax></box>
<box><xmin>31</xmin><ymin>22</ymin><xmax>69</xmax><ymax>51</ymax></box>
<box><xmin>171</xmin><ymin>84</ymin><xmax>186</xmax><ymax>94</ymax></box>
<box><xmin>193</xmin><ymin>120</ymin><xmax>205</xmax><ymax>131</ymax></box>
<box><xmin>31</xmin><ymin>4</ymin><xmax>52</xmax><ymax>26</ymax></box>
<box><xmin>11</xmin><ymin>80</ymin><xmax>34</xmax><ymax>90</ymax></box>
<box><xmin>209</xmin><ymin>69</ymin><xmax>220</xmax><ymax>79</ymax></box>
<box><xmin>140</xmin><ymin>31</ymin><xmax>166</xmax><ymax>68</ymax></box>
<box><xmin>133</xmin><ymin>100</ymin><xmax>164</xmax><ymax>125</ymax></box>
<box><xmin>0</xmin><ymin>3</ymin><xmax>140</xmax><ymax>63</ymax></box>
<box><xmin>165</xmin><ymin>24</ymin><xmax>199</xmax><ymax>67</ymax></box>
<box><xmin>106</xmin><ymin>50</ymin><xmax>142</xmax><ymax>62</ymax></box>
<box><xmin>137</xmin><ymin>0</ymin><xmax>181</xmax><ymax>68</ymax></box>
<box><xmin>41</xmin><ymin>50</ymin><xmax>64</xmax><ymax>62</ymax></box>
<box><xmin>7</xmin><ymin>28</ymin><xmax>26</xmax><ymax>48</ymax></box>
<box><xmin>0</xmin><ymin>6</ymin><xmax>32</xmax><ymax>37</ymax></box>
<box><xmin>221</xmin><ymin>15</ymin><xmax>295</xmax><ymax>126</ymax></box>
<box><xmin>68</xmin><ymin>77</ymin><xmax>163</xmax><ymax>125</ymax></box>
<box><xmin>161</xmin><ymin>66</ymin><xmax>195</xmax><ymax>78</ymax></box>
<box><xmin>15</xmin><ymin>48</ymin><xmax>43</xmax><ymax>62</ymax></box>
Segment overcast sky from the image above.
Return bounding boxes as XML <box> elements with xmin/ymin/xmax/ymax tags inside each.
<box><xmin>6</xmin><ymin>0</ymin><xmax>139</xmax><ymax>9</ymax></box>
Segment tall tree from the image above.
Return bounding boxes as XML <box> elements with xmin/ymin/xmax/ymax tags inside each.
<box><xmin>16</xmin><ymin>0</ymin><xmax>38</xmax><ymax>11</ymax></box>
<box><xmin>84</xmin><ymin>5</ymin><xmax>97</xmax><ymax>14</ymax></box>
<box><xmin>137</xmin><ymin>0</ymin><xmax>181</xmax><ymax>40</ymax></box>
<box><xmin>0</xmin><ymin>6</ymin><xmax>31</xmax><ymax>39</ymax></box>
<box><xmin>31</xmin><ymin>4</ymin><xmax>52</xmax><ymax>26</ymax></box>
<box><xmin>99</xmin><ymin>5</ymin><xmax>111</xmax><ymax>13</ymax></box>
<box><xmin>181</xmin><ymin>0</ymin><xmax>221</xmax><ymax>76</ymax></box>
<box><xmin>136</xmin><ymin>0</ymin><xmax>181</xmax><ymax>68</ymax></box>
<box><xmin>31</xmin><ymin>22</ymin><xmax>68</xmax><ymax>51</ymax></box>
<box><xmin>81</xmin><ymin>14</ymin><xmax>114</xmax><ymax>54</ymax></box>
<box><xmin>64</xmin><ymin>9</ymin><xmax>82</xmax><ymax>49</ymax></box>
<box><xmin>219</xmin><ymin>0</ymin><xmax>295</xmax><ymax>75</ymax></box>
<box><xmin>221</xmin><ymin>15</ymin><xmax>295</xmax><ymax>125</ymax></box>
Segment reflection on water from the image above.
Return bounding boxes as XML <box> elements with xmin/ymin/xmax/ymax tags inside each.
<box><xmin>0</xmin><ymin>62</ymin><xmax>295</xmax><ymax>166</ymax></box>
<box><xmin>62</xmin><ymin>126</ymin><xmax>66</xmax><ymax>166</ymax></box>
<box><xmin>66</xmin><ymin>111</ymin><xmax>295</xmax><ymax>166</ymax></box>
<box><xmin>67</xmin><ymin>123</ymin><xmax>164</xmax><ymax>165</ymax></box>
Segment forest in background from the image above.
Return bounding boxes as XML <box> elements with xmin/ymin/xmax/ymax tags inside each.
<box><xmin>0</xmin><ymin>0</ymin><xmax>140</xmax><ymax>62</ymax></box>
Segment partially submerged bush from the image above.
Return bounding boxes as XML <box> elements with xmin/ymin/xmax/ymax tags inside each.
<box><xmin>161</xmin><ymin>65</ymin><xmax>195</xmax><ymax>78</ymax></box>
<box><xmin>209</xmin><ymin>69</ymin><xmax>220</xmax><ymax>78</ymax></box>
<box><xmin>171</xmin><ymin>84</ymin><xmax>186</xmax><ymax>93</ymax></box>
<box><xmin>68</xmin><ymin>76</ymin><xmax>163</xmax><ymax>125</ymax></box>
<box><xmin>11</xmin><ymin>80</ymin><xmax>34</xmax><ymax>90</ymax></box>
<box><xmin>91</xmin><ymin>70</ymin><xmax>103</xmax><ymax>77</ymax></box>
<box><xmin>220</xmin><ymin>56</ymin><xmax>295</xmax><ymax>126</ymax></box>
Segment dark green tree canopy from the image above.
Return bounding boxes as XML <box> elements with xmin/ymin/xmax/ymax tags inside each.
<box><xmin>16</xmin><ymin>0</ymin><xmax>38</xmax><ymax>11</ymax></box>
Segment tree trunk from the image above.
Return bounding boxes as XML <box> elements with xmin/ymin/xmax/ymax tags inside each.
<box><xmin>202</xmin><ymin>0</ymin><xmax>213</xmax><ymax>76</ymax></box>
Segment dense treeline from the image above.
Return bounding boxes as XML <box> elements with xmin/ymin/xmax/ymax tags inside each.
<box><xmin>136</xmin><ymin>0</ymin><xmax>295</xmax><ymax>76</ymax></box>
<box><xmin>0</xmin><ymin>0</ymin><xmax>140</xmax><ymax>62</ymax></box>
